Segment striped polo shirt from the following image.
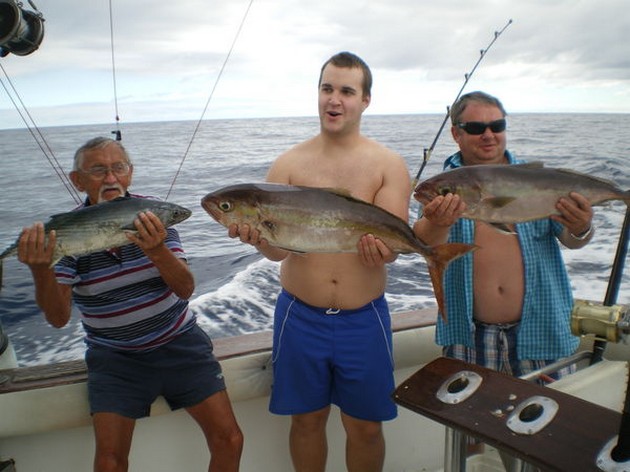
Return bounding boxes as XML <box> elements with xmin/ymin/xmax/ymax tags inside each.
<box><xmin>54</xmin><ymin>194</ymin><xmax>195</xmax><ymax>352</ymax></box>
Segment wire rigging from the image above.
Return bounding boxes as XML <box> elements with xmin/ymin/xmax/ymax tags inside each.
<box><xmin>0</xmin><ymin>63</ymin><xmax>82</xmax><ymax>204</ymax></box>
<box><xmin>411</xmin><ymin>19</ymin><xmax>512</xmax><ymax>190</ymax></box>
<box><xmin>164</xmin><ymin>0</ymin><xmax>255</xmax><ymax>201</ymax></box>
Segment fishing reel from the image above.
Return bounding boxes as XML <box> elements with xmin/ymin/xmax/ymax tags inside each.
<box><xmin>571</xmin><ymin>299</ymin><xmax>630</xmax><ymax>343</ymax></box>
<box><xmin>0</xmin><ymin>0</ymin><xmax>45</xmax><ymax>57</ymax></box>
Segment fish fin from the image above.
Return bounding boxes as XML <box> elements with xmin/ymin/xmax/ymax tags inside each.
<box><xmin>485</xmin><ymin>222</ymin><xmax>516</xmax><ymax>234</ymax></box>
<box><xmin>425</xmin><ymin>243</ymin><xmax>478</xmax><ymax>322</ymax></box>
<box><xmin>47</xmin><ymin>255</ymin><xmax>63</xmax><ymax>269</ymax></box>
<box><xmin>319</xmin><ymin>187</ymin><xmax>353</xmax><ymax>198</ymax></box>
<box><xmin>481</xmin><ymin>196</ymin><xmax>516</xmax><ymax>209</ymax></box>
<box><xmin>514</xmin><ymin>161</ymin><xmax>545</xmax><ymax>168</ymax></box>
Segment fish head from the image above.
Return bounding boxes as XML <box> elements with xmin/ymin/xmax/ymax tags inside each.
<box><xmin>151</xmin><ymin>201</ymin><xmax>192</xmax><ymax>227</ymax></box>
<box><xmin>414</xmin><ymin>174</ymin><xmax>460</xmax><ymax>204</ymax></box>
<box><xmin>201</xmin><ymin>184</ymin><xmax>261</xmax><ymax>228</ymax></box>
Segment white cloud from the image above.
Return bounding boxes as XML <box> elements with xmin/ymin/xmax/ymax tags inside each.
<box><xmin>1</xmin><ymin>0</ymin><xmax>629</xmax><ymax>129</ymax></box>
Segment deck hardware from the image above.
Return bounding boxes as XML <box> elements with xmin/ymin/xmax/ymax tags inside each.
<box><xmin>597</xmin><ymin>436</ymin><xmax>630</xmax><ymax>472</ymax></box>
<box><xmin>506</xmin><ymin>396</ymin><xmax>558</xmax><ymax>435</ymax></box>
<box><xmin>436</xmin><ymin>370</ymin><xmax>482</xmax><ymax>404</ymax></box>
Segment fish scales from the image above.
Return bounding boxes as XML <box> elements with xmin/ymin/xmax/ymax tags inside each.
<box><xmin>0</xmin><ymin>197</ymin><xmax>191</xmax><ymax>266</ymax></box>
<box><xmin>415</xmin><ymin>163</ymin><xmax>630</xmax><ymax>225</ymax></box>
<box><xmin>202</xmin><ymin>183</ymin><xmax>477</xmax><ymax>319</ymax></box>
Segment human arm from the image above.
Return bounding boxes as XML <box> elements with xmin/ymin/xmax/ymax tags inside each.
<box><xmin>17</xmin><ymin>223</ymin><xmax>73</xmax><ymax>328</ymax></box>
<box><xmin>126</xmin><ymin>211</ymin><xmax>195</xmax><ymax>299</ymax></box>
<box><xmin>552</xmin><ymin>192</ymin><xmax>594</xmax><ymax>249</ymax></box>
<box><xmin>359</xmin><ymin>153</ymin><xmax>412</xmax><ymax>267</ymax></box>
<box><xmin>412</xmin><ymin>193</ymin><xmax>467</xmax><ymax>245</ymax></box>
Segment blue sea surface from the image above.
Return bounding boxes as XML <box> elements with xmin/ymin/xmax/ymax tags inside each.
<box><xmin>0</xmin><ymin>113</ymin><xmax>628</xmax><ymax>366</ymax></box>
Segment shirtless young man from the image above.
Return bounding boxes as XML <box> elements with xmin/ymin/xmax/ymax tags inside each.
<box><xmin>229</xmin><ymin>52</ymin><xmax>410</xmax><ymax>472</ymax></box>
<box><xmin>413</xmin><ymin>91</ymin><xmax>594</xmax><ymax>381</ymax></box>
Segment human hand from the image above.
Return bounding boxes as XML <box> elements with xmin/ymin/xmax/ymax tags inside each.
<box><xmin>228</xmin><ymin>223</ymin><xmax>269</xmax><ymax>249</ymax></box>
<box><xmin>421</xmin><ymin>193</ymin><xmax>466</xmax><ymax>228</ymax></box>
<box><xmin>552</xmin><ymin>192</ymin><xmax>593</xmax><ymax>236</ymax></box>
<box><xmin>127</xmin><ymin>211</ymin><xmax>168</xmax><ymax>251</ymax></box>
<box><xmin>17</xmin><ymin>222</ymin><xmax>56</xmax><ymax>269</ymax></box>
<box><xmin>358</xmin><ymin>234</ymin><xmax>395</xmax><ymax>267</ymax></box>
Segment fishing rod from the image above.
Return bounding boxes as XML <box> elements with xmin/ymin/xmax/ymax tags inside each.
<box><xmin>596</xmin><ymin>207</ymin><xmax>630</xmax><ymax>464</ymax></box>
<box><xmin>164</xmin><ymin>0</ymin><xmax>255</xmax><ymax>202</ymax></box>
<box><xmin>590</xmin><ymin>206</ymin><xmax>630</xmax><ymax>365</ymax></box>
<box><xmin>411</xmin><ymin>19</ymin><xmax>512</xmax><ymax>190</ymax></box>
<box><xmin>108</xmin><ymin>0</ymin><xmax>121</xmax><ymax>141</ymax></box>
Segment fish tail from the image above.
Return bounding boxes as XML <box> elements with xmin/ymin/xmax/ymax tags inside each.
<box><xmin>425</xmin><ymin>243</ymin><xmax>477</xmax><ymax>322</ymax></box>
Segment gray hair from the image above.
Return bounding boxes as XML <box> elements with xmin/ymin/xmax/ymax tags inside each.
<box><xmin>72</xmin><ymin>137</ymin><xmax>131</xmax><ymax>171</ymax></box>
<box><xmin>450</xmin><ymin>91</ymin><xmax>507</xmax><ymax>125</ymax></box>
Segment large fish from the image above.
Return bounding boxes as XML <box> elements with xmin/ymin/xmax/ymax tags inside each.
<box><xmin>201</xmin><ymin>183</ymin><xmax>476</xmax><ymax>319</ymax></box>
<box><xmin>414</xmin><ymin>162</ymin><xmax>630</xmax><ymax>228</ymax></box>
<box><xmin>0</xmin><ymin>196</ymin><xmax>192</xmax><ymax>268</ymax></box>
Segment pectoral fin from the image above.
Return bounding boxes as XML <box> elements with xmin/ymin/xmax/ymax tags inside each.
<box><xmin>487</xmin><ymin>222</ymin><xmax>516</xmax><ymax>234</ymax></box>
<box><xmin>482</xmin><ymin>196</ymin><xmax>516</xmax><ymax>208</ymax></box>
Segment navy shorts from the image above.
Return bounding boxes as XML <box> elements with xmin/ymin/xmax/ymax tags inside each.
<box><xmin>86</xmin><ymin>324</ymin><xmax>226</xmax><ymax>419</ymax></box>
<box><xmin>269</xmin><ymin>289</ymin><xmax>397</xmax><ymax>421</ymax></box>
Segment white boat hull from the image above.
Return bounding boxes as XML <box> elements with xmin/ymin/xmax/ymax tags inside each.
<box><xmin>0</xmin><ymin>310</ymin><xmax>628</xmax><ymax>471</ymax></box>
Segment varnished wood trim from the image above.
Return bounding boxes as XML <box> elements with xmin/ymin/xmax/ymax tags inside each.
<box><xmin>0</xmin><ymin>308</ymin><xmax>437</xmax><ymax>394</ymax></box>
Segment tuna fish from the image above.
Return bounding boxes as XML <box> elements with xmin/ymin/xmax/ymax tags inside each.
<box><xmin>201</xmin><ymin>183</ymin><xmax>477</xmax><ymax>318</ymax></box>
<box><xmin>0</xmin><ymin>196</ymin><xmax>192</xmax><ymax>267</ymax></box>
<box><xmin>414</xmin><ymin>162</ymin><xmax>630</xmax><ymax>228</ymax></box>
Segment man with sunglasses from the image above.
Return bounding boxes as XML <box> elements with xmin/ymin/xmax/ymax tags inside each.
<box><xmin>414</xmin><ymin>91</ymin><xmax>594</xmax><ymax>385</ymax></box>
<box><xmin>16</xmin><ymin>137</ymin><xmax>243</xmax><ymax>472</ymax></box>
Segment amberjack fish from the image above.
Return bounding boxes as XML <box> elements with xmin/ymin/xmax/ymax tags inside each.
<box><xmin>0</xmin><ymin>197</ymin><xmax>192</xmax><ymax>268</ymax></box>
<box><xmin>415</xmin><ymin>162</ymin><xmax>630</xmax><ymax>230</ymax></box>
<box><xmin>201</xmin><ymin>183</ymin><xmax>476</xmax><ymax>319</ymax></box>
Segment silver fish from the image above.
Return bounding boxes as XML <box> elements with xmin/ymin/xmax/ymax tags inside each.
<box><xmin>201</xmin><ymin>183</ymin><xmax>476</xmax><ymax>319</ymax></box>
<box><xmin>415</xmin><ymin>162</ymin><xmax>630</xmax><ymax>228</ymax></box>
<box><xmin>0</xmin><ymin>196</ymin><xmax>192</xmax><ymax>267</ymax></box>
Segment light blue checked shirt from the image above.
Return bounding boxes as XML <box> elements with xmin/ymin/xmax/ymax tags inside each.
<box><xmin>432</xmin><ymin>151</ymin><xmax>580</xmax><ymax>360</ymax></box>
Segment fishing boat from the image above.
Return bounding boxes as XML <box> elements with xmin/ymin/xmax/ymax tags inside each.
<box><xmin>2</xmin><ymin>3</ymin><xmax>629</xmax><ymax>471</ymax></box>
<box><xmin>0</xmin><ymin>296</ymin><xmax>629</xmax><ymax>471</ymax></box>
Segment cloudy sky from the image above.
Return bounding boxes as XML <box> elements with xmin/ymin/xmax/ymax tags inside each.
<box><xmin>1</xmin><ymin>0</ymin><xmax>628</xmax><ymax>129</ymax></box>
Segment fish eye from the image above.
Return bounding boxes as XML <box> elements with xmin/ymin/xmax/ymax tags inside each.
<box><xmin>439</xmin><ymin>187</ymin><xmax>451</xmax><ymax>196</ymax></box>
<box><xmin>219</xmin><ymin>201</ymin><xmax>233</xmax><ymax>212</ymax></box>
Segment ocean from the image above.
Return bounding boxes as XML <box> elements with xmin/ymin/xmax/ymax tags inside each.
<box><xmin>1</xmin><ymin>113</ymin><xmax>628</xmax><ymax>367</ymax></box>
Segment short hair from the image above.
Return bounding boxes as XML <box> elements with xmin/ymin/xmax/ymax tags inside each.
<box><xmin>73</xmin><ymin>137</ymin><xmax>131</xmax><ymax>171</ymax></box>
<box><xmin>450</xmin><ymin>91</ymin><xmax>507</xmax><ymax>125</ymax></box>
<box><xmin>318</xmin><ymin>51</ymin><xmax>373</xmax><ymax>98</ymax></box>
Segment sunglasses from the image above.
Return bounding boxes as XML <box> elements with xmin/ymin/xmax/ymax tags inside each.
<box><xmin>456</xmin><ymin>118</ymin><xmax>506</xmax><ymax>135</ymax></box>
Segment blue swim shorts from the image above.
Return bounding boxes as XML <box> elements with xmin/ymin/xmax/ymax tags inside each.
<box><xmin>269</xmin><ymin>289</ymin><xmax>397</xmax><ymax>421</ymax></box>
<box><xmin>86</xmin><ymin>324</ymin><xmax>226</xmax><ymax>419</ymax></box>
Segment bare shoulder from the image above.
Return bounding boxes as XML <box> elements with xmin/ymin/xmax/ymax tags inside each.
<box><xmin>267</xmin><ymin>137</ymin><xmax>319</xmax><ymax>182</ymax></box>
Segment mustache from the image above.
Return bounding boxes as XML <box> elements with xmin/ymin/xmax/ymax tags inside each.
<box><xmin>97</xmin><ymin>184</ymin><xmax>125</xmax><ymax>203</ymax></box>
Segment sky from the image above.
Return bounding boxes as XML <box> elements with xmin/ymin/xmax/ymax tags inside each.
<box><xmin>1</xmin><ymin>0</ymin><xmax>629</xmax><ymax>129</ymax></box>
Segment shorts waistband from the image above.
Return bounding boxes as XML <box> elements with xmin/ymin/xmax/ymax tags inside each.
<box><xmin>473</xmin><ymin>319</ymin><xmax>520</xmax><ymax>330</ymax></box>
<box><xmin>281</xmin><ymin>288</ymin><xmax>384</xmax><ymax>315</ymax></box>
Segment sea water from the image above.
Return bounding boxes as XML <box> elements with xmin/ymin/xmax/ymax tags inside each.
<box><xmin>0</xmin><ymin>113</ymin><xmax>628</xmax><ymax>366</ymax></box>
